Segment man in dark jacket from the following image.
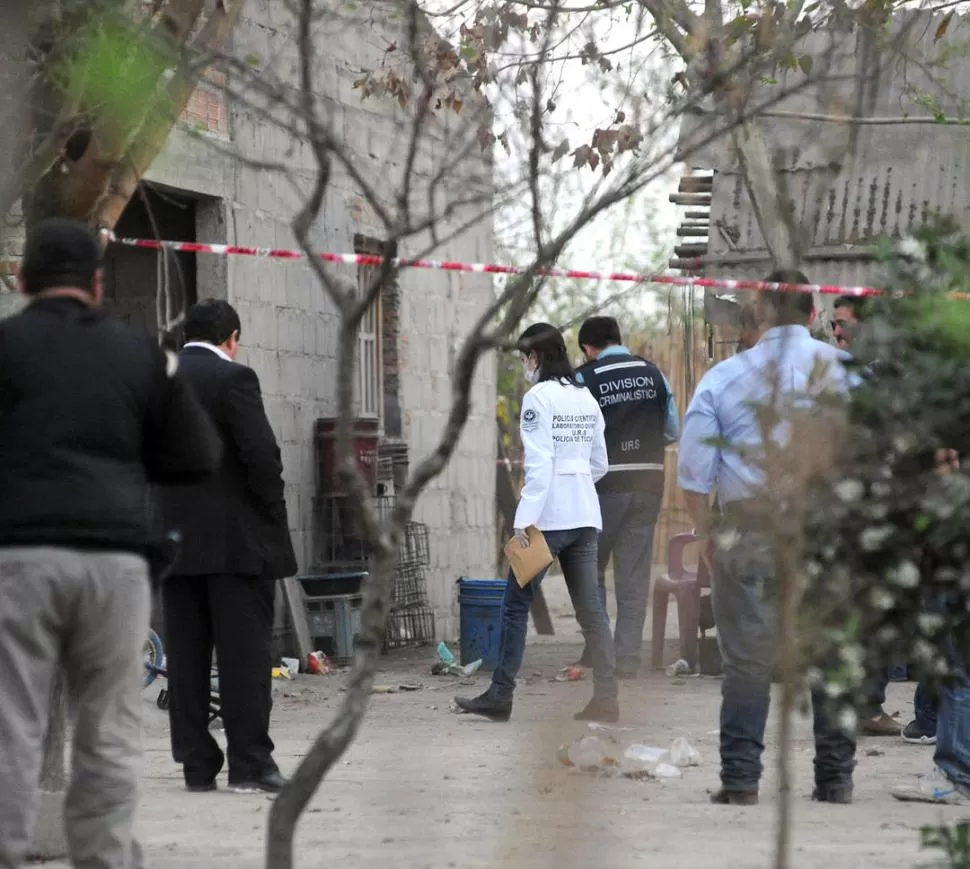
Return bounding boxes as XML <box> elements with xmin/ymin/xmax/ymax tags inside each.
<box><xmin>573</xmin><ymin>316</ymin><xmax>680</xmax><ymax>677</ymax></box>
<box><xmin>160</xmin><ymin>299</ymin><xmax>296</xmax><ymax>794</ymax></box>
<box><xmin>0</xmin><ymin>218</ymin><xmax>221</xmax><ymax>869</ymax></box>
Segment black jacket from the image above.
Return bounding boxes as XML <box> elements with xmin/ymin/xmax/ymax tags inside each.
<box><xmin>0</xmin><ymin>297</ymin><xmax>221</xmax><ymax>556</ymax></box>
<box><xmin>159</xmin><ymin>346</ymin><xmax>297</xmax><ymax>579</ymax></box>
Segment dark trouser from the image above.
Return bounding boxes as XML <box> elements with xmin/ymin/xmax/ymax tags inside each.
<box><xmin>593</xmin><ymin>489</ymin><xmax>661</xmax><ymax>674</ymax></box>
<box><xmin>914</xmin><ymin>680</ymin><xmax>938</xmax><ymax>735</ymax></box>
<box><xmin>863</xmin><ymin>667</ymin><xmax>891</xmax><ymax>718</ymax></box>
<box><xmin>162</xmin><ymin>574</ymin><xmax>276</xmax><ymax>785</ymax></box>
<box><xmin>490</xmin><ymin>527</ymin><xmax>616</xmax><ymax>702</ymax></box>
<box><xmin>712</xmin><ymin>529</ymin><xmax>856</xmax><ymax>792</ymax></box>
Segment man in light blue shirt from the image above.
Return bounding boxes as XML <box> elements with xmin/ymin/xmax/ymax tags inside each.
<box><xmin>677</xmin><ymin>270</ymin><xmax>857</xmax><ymax>806</ymax></box>
<box><xmin>571</xmin><ymin>317</ymin><xmax>679</xmax><ymax>676</ymax></box>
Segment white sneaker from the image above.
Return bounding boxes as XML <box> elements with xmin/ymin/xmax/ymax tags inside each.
<box><xmin>891</xmin><ymin>767</ymin><xmax>970</xmax><ymax>805</ymax></box>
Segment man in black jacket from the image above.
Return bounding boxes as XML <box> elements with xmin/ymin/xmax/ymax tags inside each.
<box><xmin>160</xmin><ymin>299</ymin><xmax>296</xmax><ymax>794</ymax></box>
<box><xmin>574</xmin><ymin>316</ymin><xmax>680</xmax><ymax>677</ymax></box>
<box><xmin>0</xmin><ymin>218</ymin><xmax>221</xmax><ymax>869</ymax></box>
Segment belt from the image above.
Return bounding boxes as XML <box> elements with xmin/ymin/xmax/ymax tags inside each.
<box><xmin>607</xmin><ymin>462</ymin><xmax>665</xmax><ymax>472</ymax></box>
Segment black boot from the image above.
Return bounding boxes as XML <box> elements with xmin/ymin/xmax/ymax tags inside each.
<box><xmin>574</xmin><ymin>696</ymin><xmax>619</xmax><ymax>723</ymax></box>
<box><xmin>812</xmin><ymin>785</ymin><xmax>852</xmax><ymax>804</ymax></box>
<box><xmin>454</xmin><ymin>691</ymin><xmax>512</xmax><ymax>722</ymax></box>
<box><xmin>710</xmin><ymin>788</ymin><xmax>759</xmax><ymax>805</ymax></box>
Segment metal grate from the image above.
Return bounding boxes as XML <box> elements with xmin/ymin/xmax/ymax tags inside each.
<box><xmin>383</xmin><ymin>604</ymin><xmax>435</xmax><ymax>650</ymax></box>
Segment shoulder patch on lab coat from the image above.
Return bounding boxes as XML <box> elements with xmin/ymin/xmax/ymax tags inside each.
<box><xmin>522</xmin><ymin>407</ymin><xmax>539</xmax><ymax>432</ymax></box>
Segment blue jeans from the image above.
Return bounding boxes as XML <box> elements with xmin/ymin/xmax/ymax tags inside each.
<box><xmin>490</xmin><ymin>527</ymin><xmax>617</xmax><ymax>702</ymax></box>
<box><xmin>914</xmin><ymin>680</ymin><xmax>938</xmax><ymax>735</ymax></box>
<box><xmin>595</xmin><ymin>490</ymin><xmax>661</xmax><ymax>673</ymax></box>
<box><xmin>934</xmin><ymin>631</ymin><xmax>970</xmax><ymax>794</ymax></box>
<box><xmin>713</xmin><ymin>529</ymin><xmax>856</xmax><ymax>792</ymax></box>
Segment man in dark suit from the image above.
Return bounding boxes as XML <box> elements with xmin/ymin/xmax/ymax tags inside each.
<box><xmin>0</xmin><ymin>218</ymin><xmax>221</xmax><ymax>869</ymax></box>
<box><xmin>160</xmin><ymin>299</ymin><xmax>297</xmax><ymax>794</ymax></box>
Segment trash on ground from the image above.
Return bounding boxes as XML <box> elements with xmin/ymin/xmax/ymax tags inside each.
<box><xmin>431</xmin><ymin>645</ymin><xmax>483</xmax><ymax>678</ymax></box>
<box><xmin>436</xmin><ymin>641</ymin><xmax>457</xmax><ymax>666</ymax></box>
<box><xmin>669</xmin><ymin>736</ymin><xmax>702</xmax><ymax>767</ymax></box>
<box><xmin>665</xmin><ymin>659</ymin><xmax>693</xmax><ymax>677</ymax></box>
<box><xmin>281</xmin><ymin>657</ymin><xmax>301</xmax><ymax>677</ymax></box>
<box><xmin>559</xmin><ymin>736</ymin><xmax>701</xmax><ymax>780</ymax></box>
<box><xmin>371</xmin><ymin>685</ymin><xmax>399</xmax><ymax>694</ymax></box>
<box><xmin>271</xmin><ymin>667</ymin><xmax>292</xmax><ymax>680</ymax></box>
<box><xmin>306</xmin><ymin>651</ymin><xmax>335</xmax><ymax>675</ymax></box>
<box><xmin>397</xmin><ymin>683</ymin><xmax>423</xmax><ymax>692</ymax></box>
<box><xmin>557</xmin><ymin>736</ymin><xmax>618</xmax><ymax>771</ymax></box>
<box><xmin>554</xmin><ymin>666</ymin><xmax>585</xmax><ymax>682</ymax></box>
<box><xmin>587</xmin><ymin>722</ymin><xmax>633</xmax><ymax>734</ymax></box>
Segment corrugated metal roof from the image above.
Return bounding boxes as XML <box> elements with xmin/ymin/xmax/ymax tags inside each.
<box><xmin>674</xmin><ymin>11</ymin><xmax>970</xmax><ymax>292</ymax></box>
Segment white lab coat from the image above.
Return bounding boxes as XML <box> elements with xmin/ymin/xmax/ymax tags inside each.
<box><xmin>513</xmin><ymin>379</ymin><xmax>608</xmax><ymax>532</ymax></box>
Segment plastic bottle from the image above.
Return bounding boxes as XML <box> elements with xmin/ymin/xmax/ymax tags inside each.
<box><xmin>566</xmin><ymin>736</ymin><xmax>611</xmax><ymax>770</ymax></box>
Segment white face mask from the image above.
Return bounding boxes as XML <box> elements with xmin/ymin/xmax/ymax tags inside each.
<box><xmin>522</xmin><ymin>359</ymin><xmax>540</xmax><ymax>385</ymax></box>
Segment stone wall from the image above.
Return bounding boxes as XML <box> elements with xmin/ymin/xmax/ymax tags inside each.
<box><xmin>4</xmin><ymin>0</ymin><xmax>497</xmax><ymax>640</ymax></box>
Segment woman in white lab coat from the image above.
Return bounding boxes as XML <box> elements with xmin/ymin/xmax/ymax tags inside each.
<box><xmin>456</xmin><ymin>323</ymin><xmax>619</xmax><ymax>723</ymax></box>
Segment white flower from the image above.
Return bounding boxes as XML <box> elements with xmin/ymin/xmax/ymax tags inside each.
<box><xmin>917</xmin><ymin>613</ymin><xmax>945</xmax><ymax>635</ymax></box>
<box><xmin>877</xmin><ymin>624</ymin><xmax>899</xmax><ymax>644</ymax></box>
<box><xmin>840</xmin><ymin>643</ymin><xmax>865</xmax><ymax>666</ymax></box>
<box><xmin>860</xmin><ymin>526</ymin><xmax>894</xmax><ymax>551</ymax></box>
<box><xmin>888</xmin><ymin>561</ymin><xmax>920</xmax><ymax>589</ymax></box>
<box><xmin>913</xmin><ymin>638</ymin><xmax>935</xmax><ymax>663</ymax></box>
<box><xmin>834</xmin><ymin>479</ymin><xmax>865</xmax><ymax>503</ymax></box>
<box><xmin>869</xmin><ymin>587</ymin><xmax>895</xmax><ymax>610</ymax></box>
<box><xmin>716</xmin><ymin>530</ymin><xmax>741</xmax><ymax>550</ymax></box>
<box><xmin>898</xmin><ymin>236</ymin><xmax>927</xmax><ymax>262</ymax></box>
<box><xmin>838</xmin><ymin>708</ymin><xmax>858</xmax><ymax>732</ymax></box>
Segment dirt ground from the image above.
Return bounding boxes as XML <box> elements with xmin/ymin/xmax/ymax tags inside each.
<box><xmin>44</xmin><ymin>576</ymin><xmax>966</xmax><ymax>869</ymax></box>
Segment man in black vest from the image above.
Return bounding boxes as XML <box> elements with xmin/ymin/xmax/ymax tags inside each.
<box><xmin>573</xmin><ymin>316</ymin><xmax>680</xmax><ymax>677</ymax></box>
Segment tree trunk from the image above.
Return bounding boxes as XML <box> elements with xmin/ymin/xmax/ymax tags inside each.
<box><xmin>730</xmin><ymin>118</ymin><xmax>800</xmax><ymax>270</ymax></box>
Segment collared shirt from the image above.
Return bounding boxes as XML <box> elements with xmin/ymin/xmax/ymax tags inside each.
<box><xmin>677</xmin><ymin>325</ymin><xmax>850</xmax><ymax>504</ymax></box>
<box><xmin>183</xmin><ymin>341</ymin><xmax>233</xmax><ymax>363</ymax></box>
<box><xmin>576</xmin><ymin>345</ymin><xmax>680</xmax><ymax>443</ymax></box>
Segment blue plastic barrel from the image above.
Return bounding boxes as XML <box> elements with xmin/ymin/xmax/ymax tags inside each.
<box><xmin>457</xmin><ymin>578</ymin><xmax>506</xmax><ymax>670</ymax></box>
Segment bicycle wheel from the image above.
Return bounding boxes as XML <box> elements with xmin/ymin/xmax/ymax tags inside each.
<box><xmin>143</xmin><ymin>629</ymin><xmax>164</xmax><ymax>689</ymax></box>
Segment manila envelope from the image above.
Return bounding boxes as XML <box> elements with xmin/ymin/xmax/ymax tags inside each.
<box><xmin>504</xmin><ymin>526</ymin><xmax>554</xmax><ymax>588</ymax></box>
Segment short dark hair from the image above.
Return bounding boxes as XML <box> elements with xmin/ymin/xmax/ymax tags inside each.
<box><xmin>20</xmin><ymin>217</ymin><xmax>102</xmax><ymax>295</ymax></box>
<box><xmin>517</xmin><ymin>322</ymin><xmax>576</xmax><ymax>384</ymax></box>
<box><xmin>577</xmin><ymin>316</ymin><xmax>622</xmax><ymax>351</ymax></box>
<box><xmin>833</xmin><ymin>295</ymin><xmax>867</xmax><ymax>319</ymax></box>
<box><xmin>183</xmin><ymin>299</ymin><xmax>241</xmax><ymax>346</ymax></box>
<box><xmin>763</xmin><ymin>268</ymin><xmax>813</xmax><ymax>324</ymax></box>
<box><xmin>738</xmin><ymin>303</ymin><xmax>759</xmax><ymax>331</ymax></box>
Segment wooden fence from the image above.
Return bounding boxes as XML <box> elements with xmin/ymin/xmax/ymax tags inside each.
<box><xmin>634</xmin><ymin>320</ymin><xmax>738</xmax><ymax>565</ymax></box>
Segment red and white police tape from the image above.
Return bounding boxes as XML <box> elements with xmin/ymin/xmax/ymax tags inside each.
<box><xmin>101</xmin><ymin>230</ymin><xmax>887</xmax><ymax>298</ymax></box>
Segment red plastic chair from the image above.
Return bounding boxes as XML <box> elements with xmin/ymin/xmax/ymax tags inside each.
<box><xmin>651</xmin><ymin>533</ymin><xmax>711</xmax><ymax>670</ymax></box>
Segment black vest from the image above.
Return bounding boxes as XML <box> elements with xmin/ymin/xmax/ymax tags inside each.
<box><xmin>577</xmin><ymin>351</ymin><xmax>668</xmax><ymax>495</ymax></box>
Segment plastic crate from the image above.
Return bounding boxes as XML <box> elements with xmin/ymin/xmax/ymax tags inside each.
<box><xmin>304</xmin><ymin>592</ymin><xmax>362</xmax><ymax>663</ymax></box>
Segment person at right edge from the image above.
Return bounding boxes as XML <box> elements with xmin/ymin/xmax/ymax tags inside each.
<box><xmin>456</xmin><ymin>323</ymin><xmax>619</xmax><ymax>723</ymax></box>
<box><xmin>160</xmin><ymin>299</ymin><xmax>297</xmax><ymax>794</ymax></box>
<box><xmin>571</xmin><ymin>316</ymin><xmax>680</xmax><ymax>678</ymax></box>
<box><xmin>677</xmin><ymin>270</ymin><xmax>857</xmax><ymax>805</ymax></box>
